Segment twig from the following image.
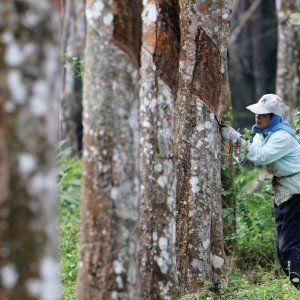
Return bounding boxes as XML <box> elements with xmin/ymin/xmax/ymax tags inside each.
<box><xmin>229</xmin><ymin>0</ymin><xmax>262</xmax><ymax>46</ymax></box>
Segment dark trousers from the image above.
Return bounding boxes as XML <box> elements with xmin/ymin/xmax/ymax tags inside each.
<box><xmin>274</xmin><ymin>194</ymin><xmax>300</xmax><ymax>289</ymax></box>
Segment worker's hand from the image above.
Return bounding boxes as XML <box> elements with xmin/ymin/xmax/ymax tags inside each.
<box><xmin>221</xmin><ymin>126</ymin><xmax>242</xmax><ymax>144</ymax></box>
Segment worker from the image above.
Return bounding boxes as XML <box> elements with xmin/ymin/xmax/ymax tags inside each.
<box><xmin>221</xmin><ymin>94</ymin><xmax>300</xmax><ymax>289</ymax></box>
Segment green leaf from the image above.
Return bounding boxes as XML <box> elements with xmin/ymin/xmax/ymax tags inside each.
<box><xmin>290</xmin><ymin>13</ymin><xmax>300</xmax><ymax>25</ymax></box>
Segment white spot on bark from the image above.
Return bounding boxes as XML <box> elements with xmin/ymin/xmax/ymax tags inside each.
<box><xmin>103</xmin><ymin>13</ymin><xmax>113</xmax><ymax>26</ymax></box>
<box><xmin>191</xmin><ymin>160</ymin><xmax>198</xmax><ymax>171</ymax></box>
<box><xmin>158</xmin><ymin>237</ymin><xmax>168</xmax><ymax>250</ymax></box>
<box><xmin>203</xmin><ymin>239</ymin><xmax>210</xmax><ymax>250</ymax></box>
<box><xmin>157</xmin><ymin>175</ymin><xmax>168</xmax><ymax>188</ymax></box>
<box><xmin>111</xmin><ymin>187</ymin><xmax>118</xmax><ymax>200</ymax></box>
<box><xmin>196</xmin><ymin>140</ymin><xmax>203</xmax><ymax>148</ymax></box>
<box><xmin>142</xmin><ymin>120</ymin><xmax>151</xmax><ymax>128</ymax></box>
<box><xmin>29</xmin><ymin>80</ymin><xmax>49</xmax><ymax>116</ymax></box>
<box><xmin>191</xmin><ymin>259</ymin><xmax>203</xmax><ymax>271</ymax></box>
<box><xmin>196</xmin><ymin>124</ymin><xmax>204</xmax><ymax>132</ymax></box>
<box><xmin>212</xmin><ymin>255</ymin><xmax>224</xmax><ymax>269</ymax></box>
<box><xmin>7</xmin><ymin>70</ymin><xmax>27</xmax><ymax>104</ymax></box>
<box><xmin>152</xmin><ymin>231</ymin><xmax>158</xmax><ymax>242</ymax></box>
<box><xmin>3</xmin><ymin>101</ymin><xmax>16</xmax><ymax>112</ymax></box>
<box><xmin>5</xmin><ymin>43</ymin><xmax>25</xmax><ymax>66</ymax></box>
<box><xmin>18</xmin><ymin>153</ymin><xmax>37</xmax><ymax>175</ymax></box>
<box><xmin>27</xmin><ymin>256</ymin><xmax>60</xmax><ymax>300</ymax></box>
<box><xmin>30</xmin><ymin>171</ymin><xmax>56</xmax><ymax>198</ymax></box>
<box><xmin>1</xmin><ymin>31</ymin><xmax>13</xmax><ymax>44</ymax></box>
<box><xmin>22</xmin><ymin>10</ymin><xmax>40</xmax><ymax>27</ymax></box>
<box><xmin>156</xmin><ymin>257</ymin><xmax>168</xmax><ymax>274</ymax></box>
<box><xmin>188</xmin><ymin>209</ymin><xmax>196</xmax><ymax>217</ymax></box>
<box><xmin>190</xmin><ymin>176</ymin><xmax>200</xmax><ymax>194</ymax></box>
<box><xmin>116</xmin><ymin>276</ymin><xmax>124</xmax><ymax>289</ymax></box>
<box><xmin>142</xmin><ymin>2</ymin><xmax>157</xmax><ymax>25</ymax></box>
<box><xmin>158</xmin><ymin>281</ymin><xmax>171</xmax><ymax>299</ymax></box>
<box><xmin>0</xmin><ymin>264</ymin><xmax>18</xmax><ymax>289</ymax></box>
<box><xmin>167</xmin><ymin>197</ymin><xmax>175</xmax><ymax>211</ymax></box>
<box><xmin>86</xmin><ymin>1</ymin><xmax>104</xmax><ymax>23</ymax></box>
<box><xmin>204</xmin><ymin>121</ymin><xmax>212</xmax><ymax>129</ymax></box>
<box><xmin>154</xmin><ymin>163</ymin><xmax>162</xmax><ymax>172</ymax></box>
<box><xmin>113</xmin><ymin>261</ymin><xmax>123</xmax><ymax>275</ymax></box>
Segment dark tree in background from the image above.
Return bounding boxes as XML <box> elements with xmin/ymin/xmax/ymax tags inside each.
<box><xmin>60</xmin><ymin>0</ymin><xmax>86</xmax><ymax>155</ymax></box>
<box><xmin>276</xmin><ymin>0</ymin><xmax>300</xmax><ymax>121</ymax></box>
<box><xmin>229</xmin><ymin>0</ymin><xmax>278</xmax><ymax>128</ymax></box>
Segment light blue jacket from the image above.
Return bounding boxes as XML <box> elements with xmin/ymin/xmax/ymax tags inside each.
<box><xmin>239</xmin><ymin>130</ymin><xmax>300</xmax><ymax>205</ymax></box>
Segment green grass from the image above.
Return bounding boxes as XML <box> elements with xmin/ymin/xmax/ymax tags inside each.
<box><xmin>184</xmin><ymin>271</ymin><xmax>300</xmax><ymax>299</ymax></box>
<box><xmin>58</xmin><ymin>147</ymin><xmax>300</xmax><ymax>299</ymax></box>
<box><xmin>58</xmin><ymin>147</ymin><xmax>82</xmax><ymax>300</ymax></box>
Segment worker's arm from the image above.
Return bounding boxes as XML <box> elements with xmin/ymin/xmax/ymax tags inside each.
<box><xmin>240</xmin><ymin>131</ymin><xmax>295</xmax><ymax>166</ymax></box>
<box><xmin>221</xmin><ymin>127</ymin><xmax>295</xmax><ymax>167</ymax></box>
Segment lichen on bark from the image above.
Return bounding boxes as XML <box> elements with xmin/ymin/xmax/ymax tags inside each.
<box><xmin>175</xmin><ymin>0</ymin><xmax>231</xmax><ymax>295</ymax></box>
<box><xmin>138</xmin><ymin>0</ymin><xmax>180</xmax><ymax>299</ymax></box>
<box><xmin>0</xmin><ymin>1</ymin><xmax>61</xmax><ymax>299</ymax></box>
<box><xmin>76</xmin><ymin>1</ymin><xmax>140</xmax><ymax>299</ymax></box>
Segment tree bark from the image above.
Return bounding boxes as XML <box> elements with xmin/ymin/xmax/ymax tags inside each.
<box><xmin>138</xmin><ymin>1</ymin><xmax>180</xmax><ymax>298</ymax></box>
<box><xmin>0</xmin><ymin>1</ymin><xmax>61</xmax><ymax>299</ymax></box>
<box><xmin>276</xmin><ymin>0</ymin><xmax>300</xmax><ymax>120</ymax></box>
<box><xmin>175</xmin><ymin>0</ymin><xmax>231</xmax><ymax>295</ymax></box>
<box><xmin>76</xmin><ymin>1</ymin><xmax>141</xmax><ymax>299</ymax></box>
<box><xmin>60</xmin><ymin>0</ymin><xmax>86</xmax><ymax>155</ymax></box>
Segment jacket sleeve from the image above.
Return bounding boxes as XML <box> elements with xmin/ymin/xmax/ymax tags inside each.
<box><xmin>238</xmin><ymin>131</ymin><xmax>295</xmax><ymax>167</ymax></box>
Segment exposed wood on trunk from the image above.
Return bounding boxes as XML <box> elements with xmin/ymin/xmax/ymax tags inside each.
<box><xmin>175</xmin><ymin>0</ymin><xmax>231</xmax><ymax>295</ymax></box>
<box><xmin>112</xmin><ymin>0</ymin><xmax>143</xmax><ymax>68</ymax></box>
<box><xmin>192</xmin><ymin>27</ymin><xmax>222</xmax><ymax>114</ymax></box>
<box><xmin>276</xmin><ymin>0</ymin><xmax>300</xmax><ymax>120</ymax></box>
<box><xmin>76</xmin><ymin>1</ymin><xmax>140</xmax><ymax>299</ymax></box>
<box><xmin>0</xmin><ymin>1</ymin><xmax>61</xmax><ymax>298</ymax></box>
<box><xmin>138</xmin><ymin>1</ymin><xmax>180</xmax><ymax>298</ymax></box>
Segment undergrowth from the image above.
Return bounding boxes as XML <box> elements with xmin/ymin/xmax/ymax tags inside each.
<box><xmin>58</xmin><ymin>110</ymin><xmax>300</xmax><ymax>299</ymax></box>
<box><xmin>58</xmin><ymin>146</ymin><xmax>82</xmax><ymax>300</ymax></box>
<box><xmin>184</xmin><ymin>271</ymin><xmax>300</xmax><ymax>299</ymax></box>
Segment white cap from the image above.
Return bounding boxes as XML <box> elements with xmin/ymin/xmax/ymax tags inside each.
<box><xmin>246</xmin><ymin>94</ymin><xmax>288</xmax><ymax>115</ymax></box>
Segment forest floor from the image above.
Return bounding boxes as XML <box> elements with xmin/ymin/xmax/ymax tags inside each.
<box><xmin>58</xmin><ymin>150</ymin><xmax>300</xmax><ymax>299</ymax></box>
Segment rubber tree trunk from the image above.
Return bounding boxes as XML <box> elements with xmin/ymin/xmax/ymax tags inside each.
<box><xmin>76</xmin><ymin>1</ymin><xmax>141</xmax><ymax>298</ymax></box>
<box><xmin>276</xmin><ymin>0</ymin><xmax>300</xmax><ymax>121</ymax></box>
<box><xmin>0</xmin><ymin>1</ymin><xmax>61</xmax><ymax>299</ymax></box>
<box><xmin>60</xmin><ymin>0</ymin><xmax>86</xmax><ymax>155</ymax></box>
<box><xmin>175</xmin><ymin>0</ymin><xmax>231</xmax><ymax>295</ymax></box>
<box><xmin>138</xmin><ymin>1</ymin><xmax>180</xmax><ymax>298</ymax></box>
